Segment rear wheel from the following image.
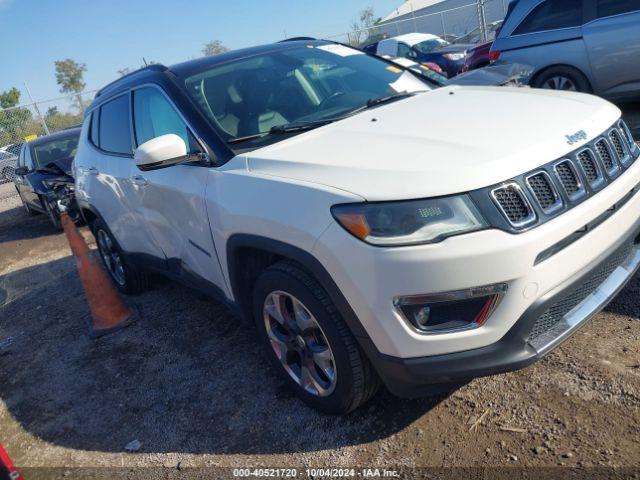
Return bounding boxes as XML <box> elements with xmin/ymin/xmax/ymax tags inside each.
<box><xmin>253</xmin><ymin>261</ymin><xmax>380</xmax><ymax>414</ymax></box>
<box><xmin>91</xmin><ymin>218</ymin><xmax>150</xmax><ymax>294</ymax></box>
<box><xmin>533</xmin><ymin>66</ymin><xmax>591</xmax><ymax>93</ymax></box>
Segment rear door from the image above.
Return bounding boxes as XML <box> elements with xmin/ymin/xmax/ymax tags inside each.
<box><xmin>130</xmin><ymin>85</ymin><xmax>227</xmax><ymax>295</ymax></box>
<box><xmin>583</xmin><ymin>0</ymin><xmax>640</xmax><ymax>96</ymax></box>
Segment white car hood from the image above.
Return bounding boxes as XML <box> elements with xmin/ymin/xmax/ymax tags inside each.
<box><xmin>245</xmin><ymin>86</ymin><xmax>621</xmax><ymax>201</ymax></box>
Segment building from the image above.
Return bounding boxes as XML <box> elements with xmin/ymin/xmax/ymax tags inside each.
<box><xmin>377</xmin><ymin>0</ymin><xmax>508</xmax><ymax>43</ymax></box>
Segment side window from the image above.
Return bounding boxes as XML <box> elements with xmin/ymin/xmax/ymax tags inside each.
<box><xmin>90</xmin><ymin>111</ymin><xmax>100</xmax><ymax>147</ymax></box>
<box><xmin>17</xmin><ymin>144</ymin><xmax>25</xmax><ymax>168</ymax></box>
<box><xmin>98</xmin><ymin>94</ymin><xmax>133</xmax><ymax>155</ymax></box>
<box><xmin>397</xmin><ymin>43</ymin><xmax>412</xmax><ymax>57</ymax></box>
<box><xmin>132</xmin><ymin>87</ymin><xmax>199</xmax><ymax>153</ymax></box>
<box><xmin>513</xmin><ymin>0</ymin><xmax>582</xmax><ymax>35</ymax></box>
<box><xmin>24</xmin><ymin>146</ymin><xmax>34</xmax><ymax>170</ymax></box>
<box><xmin>597</xmin><ymin>0</ymin><xmax>640</xmax><ymax>18</ymax></box>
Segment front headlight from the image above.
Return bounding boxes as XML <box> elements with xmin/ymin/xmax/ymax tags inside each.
<box><xmin>331</xmin><ymin>195</ymin><xmax>487</xmax><ymax>246</ymax></box>
<box><xmin>443</xmin><ymin>52</ymin><xmax>467</xmax><ymax>61</ymax></box>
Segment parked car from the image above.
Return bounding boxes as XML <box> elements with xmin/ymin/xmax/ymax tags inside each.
<box><xmin>75</xmin><ymin>40</ymin><xmax>640</xmax><ymax>414</ymax></box>
<box><xmin>391</xmin><ymin>56</ymin><xmax>533</xmax><ymax>87</ymax></box>
<box><xmin>462</xmin><ymin>40</ymin><xmax>493</xmax><ymax>73</ymax></box>
<box><xmin>0</xmin><ymin>150</ymin><xmax>18</xmax><ymax>184</ymax></box>
<box><xmin>14</xmin><ymin>128</ymin><xmax>81</xmax><ymax>230</ymax></box>
<box><xmin>492</xmin><ymin>0</ymin><xmax>640</xmax><ymax>99</ymax></box>
<box><xmin>375</xmin><ymin>33</ymin><xmax>474</xmax><ymax>77</ymax></box>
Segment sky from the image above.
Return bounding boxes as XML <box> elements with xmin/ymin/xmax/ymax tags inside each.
<box><xmin>0</xmin><ymin>0</ymin><xmax>401</xmax><ymax>106</ymax></box>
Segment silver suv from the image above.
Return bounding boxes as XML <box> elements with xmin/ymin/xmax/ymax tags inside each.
<box><xmin>492</xmin><ymin>0</ymin><xmax>640</xmax><ymax>99</ymax></box>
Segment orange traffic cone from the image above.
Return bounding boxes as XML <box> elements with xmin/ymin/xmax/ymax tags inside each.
<box><xmin>60</xmin><ymin>212</ymin><xmax>134</xmax><ymax>338</ymax></box>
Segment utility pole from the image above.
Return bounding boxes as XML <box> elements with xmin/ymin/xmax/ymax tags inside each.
<box><xmin>477</xmin><ymin>0</ymin><xmax>488</xmax><ymax>42</ymax></box>
<box><xmin>24</xmin><ymin>82</ymin><xmax>50</xmax><ymax>136</ymax></box>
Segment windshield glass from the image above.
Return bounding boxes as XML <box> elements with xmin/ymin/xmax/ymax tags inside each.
<box><xmin>32</xmin><ymin>134</ymin><xmax>79</xmax><ymax>168</ymax></box>
<box><xmin>183</xmin><ymin>43</ymin><xmax>432</xmax><ymax>147</ymax></box>
<box><xmin>413</xmin><ymin>38</ymin><xmax>449</xmax><ymax>54</ymax></box>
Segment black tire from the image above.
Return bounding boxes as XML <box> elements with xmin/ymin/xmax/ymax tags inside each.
<box><xmin>18</xmin><ymin>191</ymin><xmax>38</xmax><ymax>216</ymax></box>
<box><xmin>253</xmin><ymin>261</ymin><xmax>381</xmax><ymax>414</ymax></box>
<box><xmin>44</xmin><ymin>198</ymin><xmax>63</xmax><ymax>231</ymax></box>
<box><xmin>90</xmin><ymin>218</ymin><xmax>151</xmax><ymax>294</ymax></box>
<box><xmin>532</xmin><ymin>66</ymin><xmax>591</xmax><ymax>93</ymax></box>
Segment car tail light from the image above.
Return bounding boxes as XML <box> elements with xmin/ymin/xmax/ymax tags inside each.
<box><xmin>394</xmin><ymin>284</ymin><xmax>507</xmax><ymax>334</ymax></box>
<box><xmin>489</xmin><ymin>50</ymin><xmax>501</xmax><ymax>63</ymax></box>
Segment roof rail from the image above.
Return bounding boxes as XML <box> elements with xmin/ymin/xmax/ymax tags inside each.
<box><xmin>95</xmin><ymin>64</ymin><xmax>168</xmax><ymax>97</ymax></box>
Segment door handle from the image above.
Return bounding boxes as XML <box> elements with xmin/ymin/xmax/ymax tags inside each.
<box><xmin>87</xmin><ymin>167</ymin><xmax>99</xmax><ymax>176</ymax></box>
<box><xmin>131</xmin><ymin>174</ymin><xmax>148</xmax><ymax>187</ymax></box>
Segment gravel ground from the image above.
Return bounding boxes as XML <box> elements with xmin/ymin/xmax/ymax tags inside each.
<box><xmin>1</xmin><ymin>105</ymin><xmax>640</xmax><ymax>480</ymax></box>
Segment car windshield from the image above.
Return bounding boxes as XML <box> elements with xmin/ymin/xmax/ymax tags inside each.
<box><xmin>182</xmin><ymin>43</ymin><xmax>433</xmax><ymax>148</ymax></box>
<box><xmin>413</xmin><ymin>38</ymin><xmax>449</xmax><ymax>54</ymax></box>
<box><xmin>32</xmin><ymin>134</ymin><xmax>79</xmax><ymax>168</ymax></box>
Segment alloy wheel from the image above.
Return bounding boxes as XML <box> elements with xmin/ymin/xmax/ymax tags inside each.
<box><xmin>542</xmin><ymin>75</ymin><xmax>577</xmax><ymax>91</ymax></box>
<box><xmin>263</xmin><ymin>291</ymin><xmax>337</xmax><ymax>397</ymax></box>
<box><xmin>96</xmin><ymin>229</ymin><xmax>126</xmax><ymax>286</ymax></box>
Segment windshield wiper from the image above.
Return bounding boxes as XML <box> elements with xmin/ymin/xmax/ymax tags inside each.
<box><xmin>228</xmin><ymin>119</ymin><xmax>333</xmax><ymax>144</ymax></box>
<box><xmin>227</xmin><ymin>92</ymin><xmax>421</xmax><ymax>145</ymax></box>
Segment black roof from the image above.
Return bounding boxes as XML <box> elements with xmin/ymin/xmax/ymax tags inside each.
<box><xmin>90</xmin><ymin>39</ymin><xmax>331</xmax><ymax>109</ymax></box>
<box><xmin>29</xmin><ymin>127</ymin><xmax>82</xmax><ymax>146</ymax></box>
<box><xmin>168</xmin><ymin>40</ymin><xmax>330</xmax><ymax>78</ymax></box>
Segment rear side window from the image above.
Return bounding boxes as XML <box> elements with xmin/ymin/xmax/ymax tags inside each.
<box><xmin>98</xmin><ymin>94</ymin><xmax>132</xmax><ymax>155</ymax></box>
<box><xmin>90</xmin><ymin>111</ymin><xmax>100</xmax><ymax>147</ymax></box>
<box><xmin>597</xmin><ymin>0</ymin><xmax>640</xmax><ymax>18</ymax></box>
<box><xmin>513</xmin><ymin>0</ymin><xmax>582</xmax><ymax>35</ymax></box>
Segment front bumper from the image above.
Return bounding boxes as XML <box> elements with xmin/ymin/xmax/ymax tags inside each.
<box><xmin>359</xmin><ymin>222</ymin><xmax>640</xmax><ymax>397</ymax></box>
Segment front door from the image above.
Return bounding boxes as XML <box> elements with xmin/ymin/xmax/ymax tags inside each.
<box><xmin>130</xmin><ymin>86</ymin><xmax>228</xmax><ymax>296</ymax></box>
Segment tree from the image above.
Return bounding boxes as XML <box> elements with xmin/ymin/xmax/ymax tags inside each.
<box><xmin>0</xmin><ymin>87</ymin><xmax>20</xmax><ymax>109</ymax></box>
<box><xmin>54</xmin><ymin>59</ymin><xmax>87</xmax><ymax>113</ymax></box>
<box><xmin>46</xmin><ymin>106</ymin><xmax>59</xmax><ymax>118</ymax></box>
<box><xmin>117</xmin><ymin>67</ymin><xmax>132</xmax><ymax>77</ymax></box>
<box><xmin>0</xmin><ymin>87</ymin><xmax>37</xmax><ymax>146</ymax></box>
<box><xmin>202</xmin><ymin>40</ymin><xmax>229</xmax><ymax>57</ymax></box>
<box><xmin>349</xmin><ymin>6</ymin><xmax>381</xmax><ymax>46</ymax></box>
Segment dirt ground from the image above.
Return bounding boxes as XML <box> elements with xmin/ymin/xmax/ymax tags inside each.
<box><xmin>1</xmin><ymin>105</ymin><xmax>640</xmax><ymax>480</ymax></box>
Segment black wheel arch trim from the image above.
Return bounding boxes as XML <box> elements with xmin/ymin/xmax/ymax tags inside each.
<box><xmin>226</xmin><ymin>234</ymin><xmax>371</xmax><ymax>340</ymax></box>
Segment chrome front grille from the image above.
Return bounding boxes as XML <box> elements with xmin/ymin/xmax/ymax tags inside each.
<box><xmin>619</xmin><ymin>120</ymin><xmax>634</xmax><ymax>148</ymax></box>
<box><xmin>491</xmin><ymin>183</ymin><xmax>536</xmax><ymax>227</ymax></box>
<box><xmin>526</xmin><ymin>172</ymin><xmax>561</xmax><ymax>213</ymax></box>
<box><xmin>553</xmin><ymin>160</ymin><xmax>583</xmax><ymax>199</ymax></box>
<box><xmin>595</xmin><ymin>138</ymin><xmax>616</xmax><ymax>173</ymax></box>
<box><xmin>577</xmin><ymin>148</ymin><xmax>603</xmax><ymax>186</ymax></box>
<box><xmin>609</xmin><ymin>129</ymin><xmax>627</xmax><ymax>163</ymax></box>
<box><xmin>487</xmin><ymin>120</ymin><xmax>639</xmax><ymax>230</ymax></box>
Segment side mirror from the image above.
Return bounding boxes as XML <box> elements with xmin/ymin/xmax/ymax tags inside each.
<box><xmin>14</xmin><ymin>166</ymin><xmax>29</xmax><ymax>176</ymax></box>
<box><xmin>134</xmin><ymin>134</ymin><xmax>187</xmax><ymax>171</ymax></box>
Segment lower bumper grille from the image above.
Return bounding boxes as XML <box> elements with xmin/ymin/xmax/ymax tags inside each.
<box><xmin>527</xmin><ymin>240</ymin><xmax>636</xmax><ymax>344</ymax></box>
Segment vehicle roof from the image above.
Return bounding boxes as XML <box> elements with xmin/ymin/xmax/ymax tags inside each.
<box><xmin>89</xmin><ymin>39</ymin><xmax>334</xmax><ymax>109</ymax></box>
<box><xmin>168</xmin><ymin>39</ymin><xmax>332</xmax><ymax>78</ymax></box>
<box><xmin>383</xmin><ymin>33</ymin><xmax>441</xmax><ymax>46</ymax></box>
<box><xmin>28</xmin><ymin>127</ymin><xmax>82</xmax><ymax>147</ymax></box>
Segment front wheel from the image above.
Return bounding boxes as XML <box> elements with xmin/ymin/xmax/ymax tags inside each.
<box><xmin>91</xmin><ymin>218</ymin><xmax>150</xmax><ymax>294</ymax></box>
<box><xmin>44</xmin><ymin>198</ymin><xmax>63</xmax><ymax>231</ymax></box>
<box><xmin>253</xmin><ymin>261</ymin><xmax>380</xmax><ymax>414</ymax></box>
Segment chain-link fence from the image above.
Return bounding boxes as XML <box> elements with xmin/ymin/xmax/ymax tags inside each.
<box><xmin>0</xmin><ymin>91</ymin><xmax>95</xmax><ymax>185</ymax></box>
<box><xmin>327</xmin><ymin>0</ymin><xmax>507</xmax><ymax>48</ymax></box>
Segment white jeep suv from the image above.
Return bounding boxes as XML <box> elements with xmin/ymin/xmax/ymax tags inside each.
<box><xmin>74</xmin><ymin>40</ymin><xmax>640</xmax><ymax>414</ymax></box>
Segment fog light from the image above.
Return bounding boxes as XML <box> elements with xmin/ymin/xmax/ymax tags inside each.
<box><xmin>395</xmin><ymin>284</ymin><xmax>507</xmax><ymax>334</ymax></box>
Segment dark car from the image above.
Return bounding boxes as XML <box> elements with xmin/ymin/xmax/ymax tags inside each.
<box><xmin>462</xmin><ymin>40</ymin><xmax>493</xmax><ymax>73</ymax></box>
<box><xmin>375</xmin><ymin>33</ymin><xmax>474</xmax><ymax>77</ymax></box>
<box><xmin>13</xmin><ymin>128</ymin><xmax>81</xmax><ymax>230</ymax></box>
